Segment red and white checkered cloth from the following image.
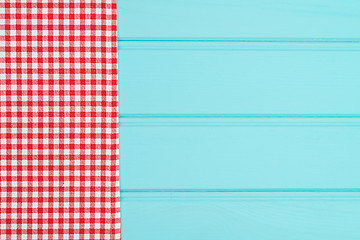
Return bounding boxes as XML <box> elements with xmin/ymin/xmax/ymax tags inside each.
<box><xmin>0</xmin><ymin>1</ymin><xmax>120</xmax><ymax>239</ymax></box>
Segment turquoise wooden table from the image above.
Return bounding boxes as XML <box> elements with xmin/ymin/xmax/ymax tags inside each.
<box><xmin>118</xmin><ymin>0</ymin><xmax>360</xmax><ymax>239</ymax></box>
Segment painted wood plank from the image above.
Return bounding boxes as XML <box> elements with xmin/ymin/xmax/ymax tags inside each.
<box><xmin>118</xmin><ymin>2</ymin><xmax>360</xmax><ymax>239</ymax></box>
<box><xmin>120</xmin><ymin>196</ymin><xmax>360</xmax><ymax>240</ymax></box>
<box><xmin>119</xmin><ymin>47</ymin><xmax>360</xmax><ymax>114</ymax></box>
<box><xmin>118</xmin><ymin>0</ymin><xmax>360</xmax><ymax>39</ymax></box>
<box><xmin>119</xmin><ymin>123</ymin><xmax>360</xmax><ymax>189</ymax></box>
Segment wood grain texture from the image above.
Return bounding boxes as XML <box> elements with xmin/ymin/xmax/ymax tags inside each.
<box><xmin>118</xmin><ymin>0</ymin><xmax>360</xmax><ymax>39</ymax></box>
<box><xmin>120</xmin><ymin>197</ymin><xmax>360</xmax><ymax>240</ymax></box>
<box><xmin>119</xmin><ymin>47</ymin><xmax>360</xmax><ymax>114</ymax></box>
<box><xmin>119</xmin><ymin>124</ymin><xmax>360</xmax><ymax>189</ymax></box>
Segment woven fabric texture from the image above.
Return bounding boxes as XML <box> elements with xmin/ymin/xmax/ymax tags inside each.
<box><xmin>0</xmin><ymin>1</ymin><xmax>120</xmax><ymax>239</ymax></box>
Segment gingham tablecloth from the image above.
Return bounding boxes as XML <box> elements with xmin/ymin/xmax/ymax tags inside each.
<box><xmin>0</xmin><ymin>1</ymin><xmax>120</xmax><ymax>239</ymax></box>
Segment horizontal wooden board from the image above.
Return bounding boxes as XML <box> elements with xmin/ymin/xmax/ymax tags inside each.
<box><xmin>120</xmin><ymin>195</ymin><xmax>360</xmax><ymax>240</ymax></box>
<box><xmin>118</xmin><ymin>0</ymin><xmax>360</xmax><ymax>39</ymax></box>
<box><xmin>119</xmin><ymin>122</ymin><xmax>360</xmax><ymax>189</ymax></box>
<box><xmin>119</xmin><ymin>46</ymin><xmax>360</xmax><ymax>114</ymax></box>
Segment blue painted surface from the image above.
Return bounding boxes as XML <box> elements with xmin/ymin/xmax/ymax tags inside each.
<box><xmin>119</xmin><ymin>48</ymin><xmax>360</xmax><ymax>114</ymax></box>
<box><xmin>118</xmin><ymin>0</ymin><xmax>360</xmax><ymax>39</ymax></box>
<box><xmin>118</xmin><ymin>0</ymin><xmax>360</xmax><ymax>239</ymax></box>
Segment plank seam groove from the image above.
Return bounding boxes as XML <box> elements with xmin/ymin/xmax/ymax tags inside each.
<box><xmin>117</xmin><ymin>40</ymin><xmax>360</xmax><ymax>50</ymax></box>
<box><xmin>120</xmin><ymin>190</ymin><xmax>360</xmax><ymax>200</ymax></box>
<box><xmin>121</xmin><ymin>189</ymin><xmax>360</xmax><ymax>193</ymax></box>
<box><xmin>118</xmin><ymin>39</ymin><xmax>360</xmax><ymax>43</ymax></box>
<box><xmin>119</xmin><ymin>114</ymin><xmax>360</xmax><ymax>118</ymax></box>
